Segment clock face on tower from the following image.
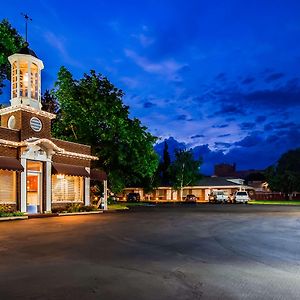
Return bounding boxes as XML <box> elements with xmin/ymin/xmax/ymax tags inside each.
<box><xmin>30</xmin><ymin>117</ymin><xmax>42</xmax><ymax>132</ymax></box>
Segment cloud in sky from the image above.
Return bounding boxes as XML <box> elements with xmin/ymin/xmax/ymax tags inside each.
<box><xmin>43</xmin><ymin>31</ymin><xmax>84</xmax><ymax>69</ymax></box>
<box><xmin>124</xmin><ymin>49</ymin><xmax>185</xmax><ymax>80</ymax></box>
<box><xmin>1</xmin><ymin>0</ymin><xmax>300</xmax><ymax>171</ymax></box>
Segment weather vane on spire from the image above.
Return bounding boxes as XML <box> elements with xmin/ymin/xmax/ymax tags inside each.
<box><xmin>21</xmin><ymin>13</ymin><xmax>32</xmax><ymax>43</ymax></box>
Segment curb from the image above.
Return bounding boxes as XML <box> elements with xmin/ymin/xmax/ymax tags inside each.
<box><xmin>0</xmin><ymin>216</ymin><xmax>28</xmax><ymax>222</ymax></box>
<box><xmin>58</xmin><ymin>211</ymin><xmax>103</xmax><ymax>216</ymax></box>
<box><xmin>28</xmin><ymin>213</ymin><xmax>59</xmax><ymax>219</ymax></box>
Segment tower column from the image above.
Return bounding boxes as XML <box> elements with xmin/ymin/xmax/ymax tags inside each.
<box><xmin>17</xmin><ymin>60</ymin><xmax>20</xmax><ymax>100</ymax></box>
<box><xmin>27</xmin><ymin>61</ymin><xmax>31</xmax><ymax>99</ymax></box>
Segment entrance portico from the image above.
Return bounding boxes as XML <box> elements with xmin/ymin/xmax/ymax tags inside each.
<box><xmin>20</xmin><ymin>140</ymin><xmax>53</xmax><ymax>213</ymax></box>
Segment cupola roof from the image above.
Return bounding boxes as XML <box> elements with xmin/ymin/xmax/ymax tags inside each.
<box><xmin>16</xmin><ymin>42</ymin><xmax>38</xmax><ymax>58</ymax></box>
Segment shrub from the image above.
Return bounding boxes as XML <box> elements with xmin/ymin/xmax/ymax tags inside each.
<box><xmin>66</xmin><ymin>203</ymin><xmax>82</xmax><ymax>213</ymax></box>
<box><xmin>65</xmin><ymin>203</ymin><xmax>98</xmax><ymax>213</ymax></box>
<box><xmin>0</xmin><ymin>210</ymin><xmax>24</xmax><ymax>218</ymax></box>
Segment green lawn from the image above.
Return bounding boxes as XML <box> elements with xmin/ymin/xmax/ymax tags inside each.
<box><xmin>107</xmin><ymin>203</ymin><xmax>129</xmax><ymax>210</ymax></box>
<box><xmin>108</xmin><ymin>202</ymin><xmax>156</xmax><ymax>210</ymax></box>
<box><xmin>249</xmin><ymin>200</ymin><xmax>300</xmax><ymax>205</ymax></box>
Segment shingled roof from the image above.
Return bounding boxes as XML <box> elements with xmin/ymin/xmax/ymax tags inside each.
<box><xmin>193</xmin><ymin>177</ymin><xmax>243</xmax><ymax>187</ymax></box>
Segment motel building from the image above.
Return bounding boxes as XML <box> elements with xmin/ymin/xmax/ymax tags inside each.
<box><xmin>0</xmin><ymin>42</ymin><xmax>101</xmax><ymax>214</ymax></box>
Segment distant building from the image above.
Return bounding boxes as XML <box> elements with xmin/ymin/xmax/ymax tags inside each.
<box><xmin>121</xmin><ymin>177</ymin><xmax>254</xmax><ymax>202</ymax></box>
<box><xmin>214</xmin><ymin>163</ymin><xmax>268</xmax><ymax>192</ymax></box>
<box><xmin>214</xmin><ymin>163</ymin><xmax>236</xmax><ymax>177</ymax></box>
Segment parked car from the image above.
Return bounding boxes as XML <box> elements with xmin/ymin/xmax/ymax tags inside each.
<box><xmin>185</xmin><ymin>194</ymin><xmax>197</xmax><ymax>203</ymax></box>
<box><xmin>234</xmin><ymin>191</ymin><xmax>250</xmax><ymax>203</ymax></box>
<box><xmin>209</xmin><ymin>190</ymin><xmax>228</xmax><ymax>203</ymax></box>
<box><xmin>126</xmin><ymin>192</ymin><xmax>140</xmax><ymax>202</ymax></box>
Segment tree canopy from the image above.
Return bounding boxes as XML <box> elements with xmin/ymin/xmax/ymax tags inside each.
<box><xmin>265</xmin><ymin>148</ymin><xmax>300</xmax><ymax>194</ymax></box>
<box><xmin>41</xmin><ymin>89</ymin><xmax>59</xmax><ymax>114</ymax></box>
<box><xmin>0</xmin><ymin>19</ymin><xmax>24</xmax><ymax>94</ymax></box>
<box><xmin>52</xmin><ymin>67</ymin><xmax>159</xmax><ymax>192</ymax></box>
<box><xmin>169</xmin><ymin>149</ymin><xmax>202</xmax><ymax>190</ymax></box>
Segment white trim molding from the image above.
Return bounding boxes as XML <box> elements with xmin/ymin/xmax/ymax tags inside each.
<box><xmin>84</xmin><ymin>167</ymin><xmax>90</xmax><ymax>206</ymax></box>
<box><xmin>0</xmin><ymin>138</ymin><xmax>98</xmax><ymax>160</ymax></box>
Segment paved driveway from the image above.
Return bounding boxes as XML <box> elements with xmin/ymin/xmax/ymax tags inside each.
<box><xmin>1</xmin><ymin>205</ymin><xmax>300</xmax><ymax>299</ymax></box>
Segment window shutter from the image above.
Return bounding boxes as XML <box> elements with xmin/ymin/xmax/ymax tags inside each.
<box><xmin>0</xmin><ymin>170</ymin><xmax>16</xmax><ymax>203</ymax></box>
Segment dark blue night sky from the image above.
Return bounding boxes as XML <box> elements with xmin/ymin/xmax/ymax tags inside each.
<box><xmin>1</xmin><ymin>0</ymin><xmax>300</xmax><ymax>174</ymax></box>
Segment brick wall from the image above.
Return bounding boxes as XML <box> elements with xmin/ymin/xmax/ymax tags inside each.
<box><xmin>1</xmin><ymin>110</ymin><xmax>22</xmax><ymax>129</ymax></box>
<box><xmin>20</xmin><ymin>111</ymin><xmax>52</xmax><ymax>140</ymax></box>
<box><xmin>1</xmin><ymin>110</ymin><xmax>52</xmax><ymax>141</ymax></box>
<box><xmin>51</xmin><ymin>138</ymin><xmax>91</xmax><ymax>155</ymax></box>
<box><xmin>0</xmin><ymin>145</ymin><xmax>18</xmax><ymax>158</ymax></box>
<box><xmin>0</xmin><ymin>127</ymin><xmax>20</xmax><ymax>142</ymax></box>
<box><xmin>52</xmin><ymin>154</ymin><xmax>91</xmax><ymax>168</ymax></box>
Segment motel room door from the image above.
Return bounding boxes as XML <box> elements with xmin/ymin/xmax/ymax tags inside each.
<box><xmin>26</xmin><ymin>161</ymin><xmax>43</xmax><ymax>214</ymax></box>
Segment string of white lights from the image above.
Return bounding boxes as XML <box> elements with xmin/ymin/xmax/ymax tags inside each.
<box><xmin>0</xmin><ymin>138</ymin><xmax>98</xmax><ymax>160</ymax></box>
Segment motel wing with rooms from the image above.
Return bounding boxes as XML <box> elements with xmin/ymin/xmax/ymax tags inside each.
<box><xmin>0</xmin><ymin>42</ymin><xmax>103</xmax><ymax>214</ymax></box>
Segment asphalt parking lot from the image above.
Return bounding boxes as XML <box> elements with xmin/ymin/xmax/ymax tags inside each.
<box><xmin>1</xmin><ymin>204</ymin><xmax>300</xmax><ymax>299</ymax></box>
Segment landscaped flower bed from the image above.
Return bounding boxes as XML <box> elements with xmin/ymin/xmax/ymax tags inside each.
<box><xmin>52</xmin><ymin>203</ymin><xmax>99</xmax><ymax>214</ymax></box>
<box><xmin>0</xmin><ymin>205</ymin><xmax>25</xmax><ymax>218</ymax></box>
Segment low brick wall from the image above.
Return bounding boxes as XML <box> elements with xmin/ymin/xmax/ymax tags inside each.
<box><xmin>255</xmin><ymin>193</ymin><xmax>300</xmax><ymax>200</ymax></box>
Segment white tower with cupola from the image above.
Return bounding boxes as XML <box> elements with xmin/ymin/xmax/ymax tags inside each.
<box><xmin>8</xmin><ymin>42</ymin><xmax>44</xmax><ymax>110</ymax></box>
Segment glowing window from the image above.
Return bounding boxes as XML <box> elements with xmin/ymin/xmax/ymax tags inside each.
<box><xmin>0</xmin><ymin>170</ymin><xmax>16</xmax><ymax>204</ymax></box>
<box><xmin>52</xmin><ymin>175</ymin><xmax>84</xmax><ymax>202</ymax></box>
<box><xmin>19</xmin><ymin>60</ymin><xmax>29</xmax><ymax>97</ymax></box>
<box><xmin>31</xmin><ymin>63</ymin><xmax>38</xmax><ymax>100</ymax></box>
<box><xmin>27</xmin><ymin>161</ymin><xmax>42</xmax><ymax>172</ymax></box>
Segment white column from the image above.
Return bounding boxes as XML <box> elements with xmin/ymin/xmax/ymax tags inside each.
<box><xmin>84</xmin><ymin>167</ymin><xmax>90</xmax><ymax>206</ymax></box>
<box><xmin>17</xmin><ymin>60</ymin><xmax>20</xmax><ymax>100</ymax></box>
<box><xmin>28</xmin><ymin>62</ymin><xmax>31</xmax><ymax>99</ymax></box>
<box><xmin>20</xmin><ymin>158</ymin><xmax>27</xmax><ymax>213</ymax></box>
<box><xmin>45</xmin><ymin>160</ymin><xmax>52</xmax><ymax>212</ymax></box>
<box><xmin>103</xmin><ymin>180</ymin><xmax>108</xmax><ymax>210</ymax></box>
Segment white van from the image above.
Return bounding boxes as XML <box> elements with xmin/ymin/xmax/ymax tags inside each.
<box><xmin>234</xmin><ymin>191</ymin><xmax>250</xmax><ymax>203</ymax></box>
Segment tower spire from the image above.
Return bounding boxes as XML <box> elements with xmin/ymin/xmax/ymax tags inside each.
<box><xmin>21</xmin><ymin>13</ymin><xmax>32</xmax><ymax>43</ymax></box>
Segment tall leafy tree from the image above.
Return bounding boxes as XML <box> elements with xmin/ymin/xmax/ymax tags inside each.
<box><xmin>53</xmin><ymin>67</ymin><xmax>159</xmax><ymax>192</ymax></box>
<box><xmin>265</xmin><ymin>148</ymin><xmax>300</xmax><ymax>195</ymax></box>
<box><xmin>41</xmin><ymin>89</ymin><xmax>59</xmax><ymax>114</ymax></box>
<box><xmin>0</xmin><ymin>19</ymin><xmax>24</xmax><ymax>94</ymax></box>
<box><xmin>161</xmin><ymin>141</ymin><xmax>171</xmax><ymax>184</ymax></box>
<box><xmin>169</xmin><ymin>149</ymin><xmax>202</xmax><ymax>199</ymax></box>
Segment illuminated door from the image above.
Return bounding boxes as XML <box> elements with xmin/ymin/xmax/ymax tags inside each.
<box><xmin>26</xmin><ymin>161</ymin><xmax>43</xmax><ymax>213</ymax></box>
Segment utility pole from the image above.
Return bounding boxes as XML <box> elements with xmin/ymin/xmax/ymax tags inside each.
<box><xmin>21</xmin><ymin>13</ymin><xmax>32</xmax><ymax>43</ymax></box>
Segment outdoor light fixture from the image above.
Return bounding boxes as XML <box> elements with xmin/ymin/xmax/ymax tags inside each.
<box><xmin>57</xmin><ymin>174</ymin><xmax>65</xmax><ymax>179</ymax></box>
